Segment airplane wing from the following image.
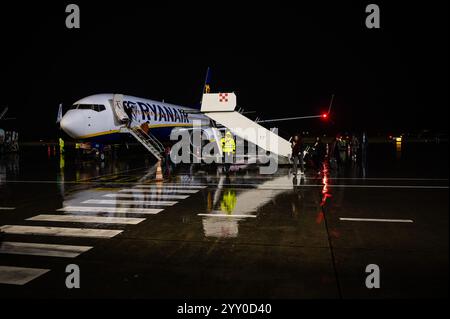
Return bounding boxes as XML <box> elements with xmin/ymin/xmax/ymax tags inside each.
<box><xmin>255</xmin><ymin>94</ymin><xmax>334</xmax><ymax>124</ymax></box>
<box><xmin>0</xmin><ymin>107</ymin><xmax>8</xmax><ymax>121</ymax></box>
<box><xmin>256</xmin><ymin>114</ymin><xmax>325</xmax><ymax>123</ymax></box>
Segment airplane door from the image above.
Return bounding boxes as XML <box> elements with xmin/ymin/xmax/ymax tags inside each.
<box><xmin>112</xmin><ymin>94</ymin><xmax>128</xmax><ymax>122</ymax></box>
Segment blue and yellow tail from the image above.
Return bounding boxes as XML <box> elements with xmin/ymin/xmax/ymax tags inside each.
<box><xmin>202</xmin><ymin>67</ymin><xmax>212</xmax><ymax>95</ymax></box>
<box><xmin>195</xmin><ymin>67</ymin><xmax>212</xmax><ymax>109</ymax></box>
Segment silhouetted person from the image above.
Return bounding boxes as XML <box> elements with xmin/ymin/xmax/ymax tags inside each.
<box><xmin>312</xmin><ymin>136</ymin><xmax>326</xmax><ymax>171</ymax></box>
<box><xmin>124</xmin><ymin>104</ymin><xmax>134</xmax><ymax>128</ymax></box>
<box><xmin>140</xmin><ymin>121</ymin><xmax>150</xmax><ymax>135</ymax></box>
<box><xmin>350</xmin><ymin>134</ymin><xmax>360</xmax><ymax>162</ymax></box>
<box><xmin>337</xmin><ymin>135</ymin><xmax>347</xmax><ymax>164</ymax></box>
<box><xmin>328</xmin><ymin>136</ymin><xmax>340</xmax><ymax>170</ymax></box>
<box><xmin>361</xmin><ymin>132</ymin><xmax>368</xmax><ymax>164</ymax></box>
<box><xmin>291</xmin><ymin>135</ymin><xmax>305</xmax><ymax>175</ymax></box>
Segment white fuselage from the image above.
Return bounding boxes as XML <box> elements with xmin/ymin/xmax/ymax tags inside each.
<box><xmin>60</xmin><ymin>94</ymin><xmax>210</xmax><ymax>141</ymax></box>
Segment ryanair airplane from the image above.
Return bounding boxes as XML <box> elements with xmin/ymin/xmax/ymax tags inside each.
<box><xmin>58</xmin><ymin>68</ymin><xmax>332</xmax><ymax>160</ymax></box>
<box><xmin>60</xmin><ymin>93</ymin><xmax>211</xmax><ymax>143</ymax></box>
<box><xmin>59</xmin><ymin>69</ymin><xmax>214</xmax><ymax>145</ymax></box>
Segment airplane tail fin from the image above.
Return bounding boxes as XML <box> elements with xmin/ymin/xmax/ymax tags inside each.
<box><xmin>202</xmin><ymin>67</ymin><xmax>212</xmax><ymax>95</ymax></box>
<box><xmin>196</xmin><ymin>67</ymin><xmax>212</xmax><ymax>108</ymax></box>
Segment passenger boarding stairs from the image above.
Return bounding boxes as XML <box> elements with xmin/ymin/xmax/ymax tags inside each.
<box><xmin>112</xmin><ymin>94</ymin><xmax>165</xmax><ymax>160</ymax></box>
<box><xmin>201</xmin><ymin>93</ymin><xmax>292</xmax><ymax>159</ymax></box>
<box><xmin>122</xmin><ymin>126</ymin><xmax>165</xmax><ymax>160</ymax></box>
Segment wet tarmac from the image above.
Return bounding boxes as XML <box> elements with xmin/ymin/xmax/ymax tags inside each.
<box><xmin>0</xmin><ymin>142</ymin><xmax>448</xmax><ymax>298</ymax></box>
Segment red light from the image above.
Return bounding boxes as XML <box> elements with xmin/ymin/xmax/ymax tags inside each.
<box><xmin>322</xmin><ymin>113</ymin><xmax>328</xmax><ymax>119</ymax></box>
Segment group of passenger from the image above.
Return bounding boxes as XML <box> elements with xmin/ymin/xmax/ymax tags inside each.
<box><xmin>290</xmin><ymin>133</ymin><xmax>367</xmax><ymax>176</ymax></box>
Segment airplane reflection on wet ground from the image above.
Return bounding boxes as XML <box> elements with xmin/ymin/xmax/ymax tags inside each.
<box><xmin>0</xmin><ymin>142</ymin><xmax>448</xmax><ymax>298</ymax></box>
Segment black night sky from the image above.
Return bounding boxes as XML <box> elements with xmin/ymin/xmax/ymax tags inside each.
<box><xmin>1</xmin><ymin>1</ymin><xmax>448</xmax><ymax>140</ymax></box>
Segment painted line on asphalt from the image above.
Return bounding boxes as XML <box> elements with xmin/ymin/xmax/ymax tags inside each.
<box><xmin>82</xmin><ymin>199</ymin><xmax>178</xmax><ymax>206</ymax></box>
<box><xmin>0</xmin><ymin>241</ymin><xmax>93</xmax><ymax>258</ymax></box>
<box><xmin>134</xmin><ymin>184</ymin><xmax>206</xmax><ymax>189</ymax></box>
<box><xmin>58</xmin><ymin>206</ymin><xmax>163</xmax><ymax>214</ymax></box>
<box><xmin>198</xmin><ymin>213</ymin><xmax>257</xmax><ymax>218</ymax></box>
<box><xmin>339</xmin><ymin>217</ymin><xmax>414</xmax><ymax>223</ymax></box>
<box><xmin>104</xmin><ymin>193</ymin><xmax>189</xmax><ymax>200</ymax></box>
<box><xmin>0</xmin><ymin>265</ymin><xmax>50</xmax><ymax>285</ymax></box>
<box><xmin>253</xmin><ymin>184</ymin><xmax>449</xmax><ymax>190</ymax></box>
<box><xmin>119</xmin><ymin>188</ymin><xmax>199</xmax><ymax>194</ymax></box>
<box><xmin>0</xmin><ymin>225</ymin><xmax>123</xmax><ymax>238</ymax></box>
<box><xmin>27</xmin><ymin>214</ymin><xmax>145</xmax><ymax>225</ymax></box>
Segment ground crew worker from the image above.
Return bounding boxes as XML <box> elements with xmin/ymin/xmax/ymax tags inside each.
<box><xmin>220</xmin><ymin>130</ymin><xmax>235</xmax><ymax>173</ymax></box>
<box><xmin>220</xmin><ymin>189</ymin><xmax>237</xmax><ymax>214</ymax></box>
<box><xmin>59</xmin><ymin>137</ymin><xmax>65</xmax><ymax>154</ymax></box>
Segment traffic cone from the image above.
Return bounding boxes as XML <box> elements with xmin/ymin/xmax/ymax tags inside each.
<box><xmin>155</xmin><ymin>160</ymin><xmax>163</xmax><ymax>181</ymax></box>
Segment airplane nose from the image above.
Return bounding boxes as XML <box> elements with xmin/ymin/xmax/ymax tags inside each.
<box><xmin>60</xmin><ymin>111</ymin><xmax>86</xmax><ymax>138</ymax></box>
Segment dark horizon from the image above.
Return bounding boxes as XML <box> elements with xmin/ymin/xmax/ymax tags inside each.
<box><xmin>1</xmin><ymin>2</ymin><xmax>448</xmax><ymax>139</ymax></box>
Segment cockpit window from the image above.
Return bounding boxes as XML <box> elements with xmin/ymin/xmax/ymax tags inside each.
<box><xmin>70</xmin><ymin>104</ymin><xmax>106</xmax><ymax>112</ymax></box>
<box><xmin>93</xmin><ymin>104</ymin><xmax>106</xmax><ymax>112</ymax></box>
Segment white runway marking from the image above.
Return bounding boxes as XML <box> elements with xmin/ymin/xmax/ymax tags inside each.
<box><xmin>104</xmin><ymin>193</ymin><xmax>189</xmax><ymax>200</ymax></box>
<box><xmin>198</xmin><ymin>213</ymin><xmax>257</xmax><ymax>218</ymax></box>
<box><xmin>323</xmin><ymin>177</ymin><xmax>449</xmax><ymax>181</ymax></box>
<box><xmin>119</xmin><ymin>188</ymin><xmax>199</xmax><ymax>194</ymax></box>
<box><xmin>4</xmin><ymin>178</ymin><xmax>445</xmax><ymax>185</ymax></box>
<box><xmin>82</xmin><ymin>199</ymin><xmax>178</xmax><ymax>206</ymax></box>
<box><xmin>0</xmin><ymin>241</ymin><xmax>93</xmax><ymax>258</ymax></box>
<box><xmin>0</xmin><ymin>207</ymin><xmax>16</xmax><ymax>210</ymax></box>
<box><xmin>134</xmin><ymin>184</ymin><xmax>206</xmax><ymax>189</ymax></box>
<box><xmin>253</xmin><ymin>184</ymin><xmax>449</xmax><ymax>190</ymax></box>
<box><xmin>58</xmin><ymin>206</ymin><xmax>163</xmax><ymax>214</ymax></box>
<box><xmin>0</xmin><ymin>265</ymin><xmax>50</xmax><ymax>285</ymax></box>
<box><xmin>27</xmin><ymin>214</ymin><xmax>145</xmax><ymax>225</ymax></box>
<box><xmin>0</xmin><ymin>225</ymin><xmax>123</xmax><ymax>238</ymax></box>
<box><xmin>322</xmin><ymin>184</ymin><xmax>448</xmax><ymax>189</ymax></box>
<box><xmin>339</xmin><ymin>217</ymin><xmax>414</xmax><ymax>223</ymax></box>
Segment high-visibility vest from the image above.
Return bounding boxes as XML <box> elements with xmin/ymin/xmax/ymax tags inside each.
<box><xmin>221</xmin><ymin>137</ymin><xmax>235</xmax><ymax>153</ymax></box>
<box><xmin>220</xmin><ymin>190</ymin><xmax>236</xmax><ymax>214</ymax></box>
